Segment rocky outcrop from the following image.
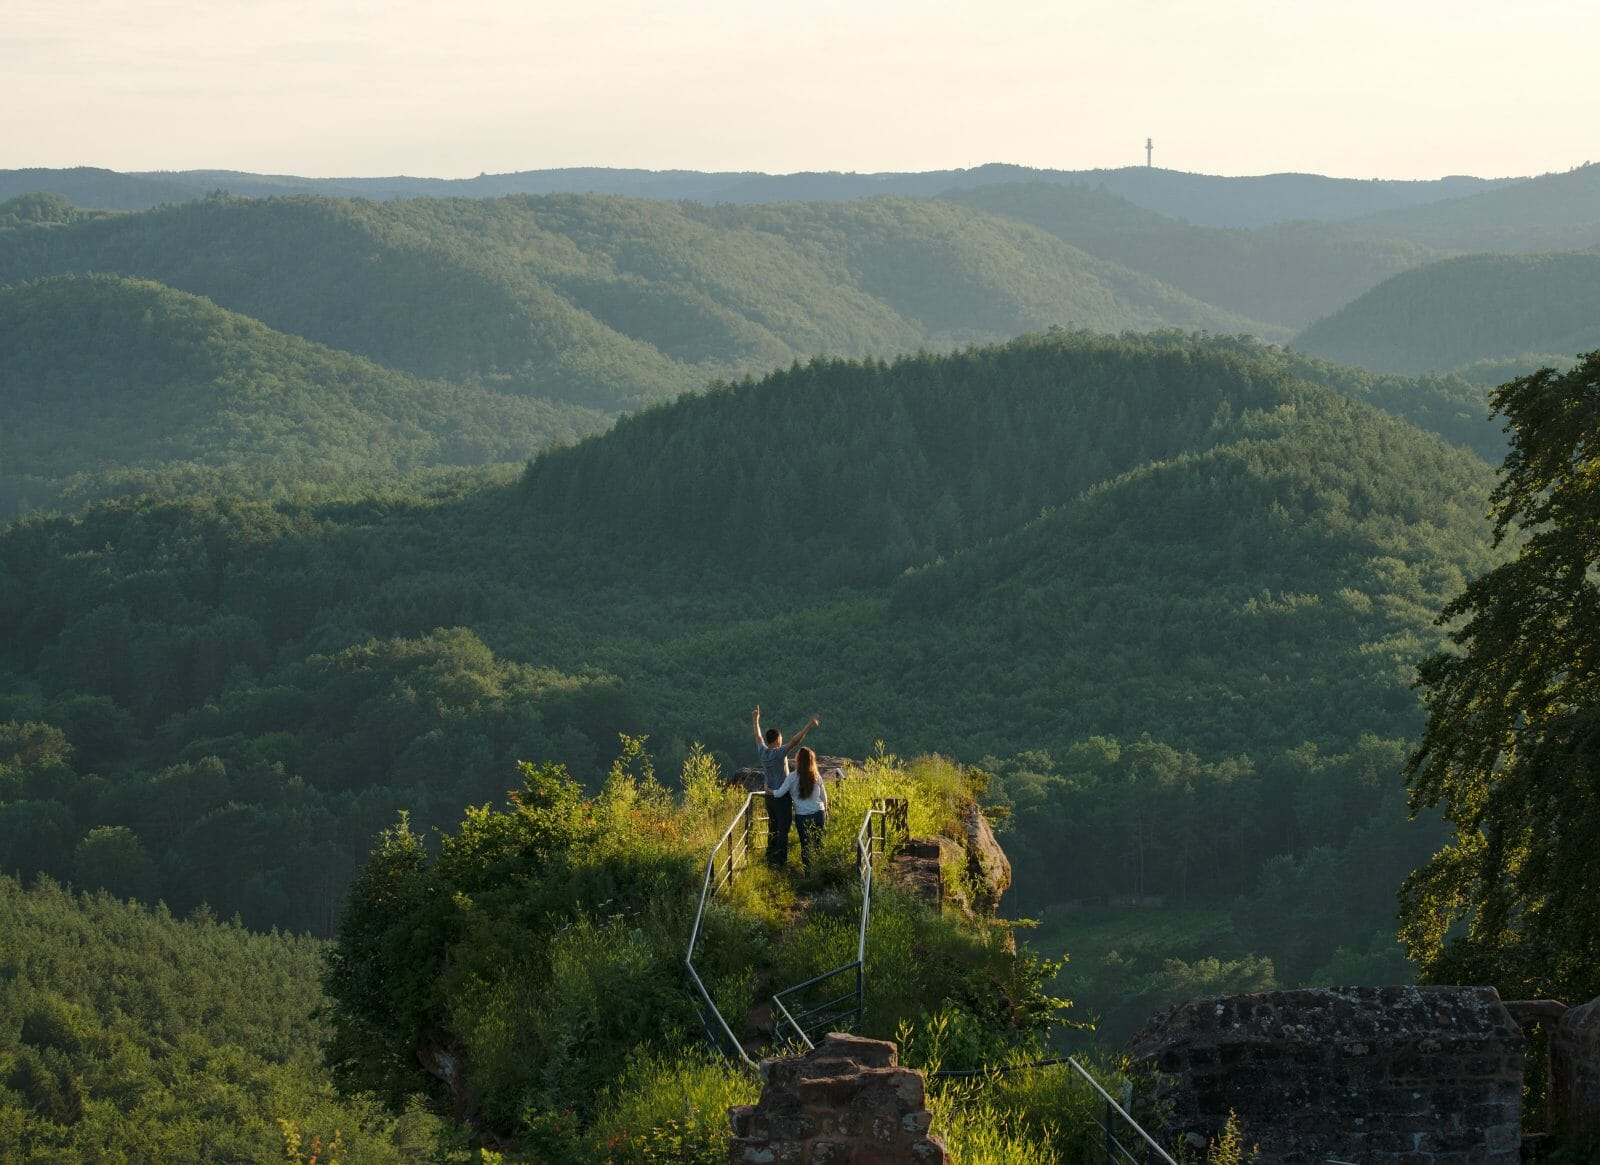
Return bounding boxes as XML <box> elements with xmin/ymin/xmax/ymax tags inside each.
<box><xmin>887</xmin><ymin>803</ymin><xmax>1010</xmax><ymax>923</ymax></box>
<box><xmin>732</xmin><ymin>755</ymin><xmax>857</xmax><ymax>790</ymax></box>
<box><xmin>958</xmin><ymin>801</ymin><xmax>1010</xmax><ymax>915</ymax></box>
<box><xmin>888</xmin><ymin>837</ymin><xmax>965</xmax><ymax>913</ymax></box>
<box><xmin>728</xmin><ymin>1033</ymin><xmax>949</xmax><ymax>1164</ymax></box>
<box><xmin>1125</xmin><ymin>985</ymin><xmax>1524</xmax><ymax>1164</ymax></box>
<box><xmin>417</xmin><ymin>1036</ymin><xmax>520</xmax><ymax>1152</ymax></box>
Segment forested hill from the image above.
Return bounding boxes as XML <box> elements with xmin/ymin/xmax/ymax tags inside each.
<box><xmin>0</xmin><ymin>274</ymin><xmax>609</xmax><ymax>519</ymax></box>
<box><xmin>0</xmin><ymin>876</ymin><xmax>437</xmax><ymax>1159</ymax></box>
<box><xmin>0</xmin><ymin>190</ymin><xmax>1269</xmax><ymax>414</ymax></box>
<box><xmin>942</xmin><ymin>182</ymin><xmax>1436</xmax><ymax>328</ymax></box>
<box><xmin>515</xmin><ymin>331</ymin><xmax>1489</xmax><ymax>588</ymax></box>
<box><xmin>0</xmin><ymin>331</ymin><xmax>1499</xmax><ymax>935</ymax></box>
<box><xmin>508</xmin><ymin>331</ymin><xmax>1497</xmax><ymax>753</ymax></box>
<box><xmin>0</xmin><ymin>163</ymin><xmax>1516</xmax><ymax>226</ymax></box>
<box><xmin>1354</xmin><ymin>162</ymin><xmax>1600</xmax><ymax>253</ymax></box>
<box><xmin>1293</xmin><ymin>250</ymin><xmax>1600</xmax><ymax>375</ymax></box>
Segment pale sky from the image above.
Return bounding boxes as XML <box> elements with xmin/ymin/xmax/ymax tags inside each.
<box><xmin>5</xmin><ymin>0</ymin><xmax>1596</xmax><ymax>180</ymax></box>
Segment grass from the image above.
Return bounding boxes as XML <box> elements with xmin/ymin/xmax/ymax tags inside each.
<box><xmin>673</xmin><ymin>747</ymin><xmax>1138</xmax><ymax>1160</ymax></box>
<box><xmin>585</xmin><ymin>1048</ymin><xmax>759</xmax><ymax>1164</ymax></box>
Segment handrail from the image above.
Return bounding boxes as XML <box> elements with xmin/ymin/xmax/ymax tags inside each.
<box><xmin>1064</xmin><ymin>1057</ymin><xmax>1179</xmax><ymax>1165</ymax></box>
<box><xmin>688</xmin><ymin>791</ymin><xmax>909</xmax><ymax>1066</ymax></box>
<box><xmin>684</xmin><ymin>791</ymin><xmax>765</xmax><ymax>1071</ymax></box>
<box><xmin>770</xmin><ymin>796</ymin><xmax>908</xmax><ymax>1051</ymax></box>
<box><xmin>931</xmin><ymin>1055</ymin><xmax>1176</xmax><ymax>1163</ymax></box>
<box><xmin>687</xmin><ymin>791</ymin><xmax>1177</xmax><ymax>1160</ymax></box>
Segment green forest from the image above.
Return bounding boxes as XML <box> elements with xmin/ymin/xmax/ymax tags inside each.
<box><xmin>4</xmin><ymin>164</ymin><xmax>1600</xmax><ymax>1160</ymax></box>
<box><xmin>1</xmin><ymin>332</ymin><xmax>1503</xmax><ymax>1055</ymax></box>
<box><xmin>5</xmin><ymin>168</ymin><xmax>1596</xmax><ymax>460</ymax></box>
<box><xmin>1294</xmin><ymin>249</ymin><xmax>1600</xmax><ymax>375</ymax></box>
<box><xmin>0</xmin><ymin>189</ymin><xmax>1264</xmax><ymax>418</ymax></box>
<box><xmin>0</xmin><ymin>273</ymin><xmax>608</xmax><ymax>517</ymax></box>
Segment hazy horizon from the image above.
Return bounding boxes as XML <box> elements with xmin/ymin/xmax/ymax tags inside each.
<box><xmin>9</xmin><ymin>0</ymin><xmax>1597</xmax><ymax>183</ymax></box>
<box><xmin>28</xmin><ymin>159</ymin><xmax>1568</xmax><ymax>184</ymax></box>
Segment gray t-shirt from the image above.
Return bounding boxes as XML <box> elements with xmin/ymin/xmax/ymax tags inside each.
<box><xmin>757</xmin><ymin>742</ymin><xmax>791</xmax><ymax>793</ymax></box>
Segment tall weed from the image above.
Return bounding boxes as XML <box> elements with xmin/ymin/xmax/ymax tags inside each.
<box><xmin>586</xmin><ymin>1048</ymin><xmax>758</xmax><ymax>1164</ymax></box>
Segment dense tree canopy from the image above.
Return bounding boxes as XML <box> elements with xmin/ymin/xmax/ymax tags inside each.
<box><xmin>1401</xmin><ymin>351</ymin><xmax>1600</xmax><ymax>1002</ymax></box>
<box><xmin>0</xmin><ymin>875</ymin><xmax>440</xmax><ymax>1161</ymax></box>
<box><xmin>0</xmin><ymin>332</ymin><xmax>1503</xmax><ymax>1007</ymax></box>
<box><xmin>0</xmin><ymin>274</ymin><xmax>608</xmax><ymax>519</ymax></box>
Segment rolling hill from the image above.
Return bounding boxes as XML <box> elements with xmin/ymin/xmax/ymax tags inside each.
<box><xmin>0</xmin><ymin>274</ymin><xmax>609</xmax><ymax>518</ymax></box>
<box><xmin>0</xmin><ymin>190</ymin><xmax>1284</xmax><ymax>503</ymax></box>
<box><xmin>943</xmin><ymin>181</ymin><xmax>1438</xmax><ymax>328</ymax></box>
<box><xmin>0</xmin><ymin>194</ymin><xmax>1277</xmax><ymax>391</ymax></box>
<box><xmin>1356</xmin><ymin>162</ymin><xmax>1600</xmax><ymax>253</ymax></box>
<box><xmin>495</xmin><ymin>332</ymin><xmax>1498</xmax><ymax>759</ymax></box>
<box><xmin>0</xmin><ymin>332</ymin><xmax>1501</xmax><ymax>932</ymax></box>
<box><xmin>1293</xmin><ymin>249</ymin><xmax>1600</xmax><ymax>375</ymax></box>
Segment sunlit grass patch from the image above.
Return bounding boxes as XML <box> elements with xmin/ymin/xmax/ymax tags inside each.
<box><xmin>585</xmin><ymin>1047</ymin><xmax>759</xmax><ymax>1164</ymax></box>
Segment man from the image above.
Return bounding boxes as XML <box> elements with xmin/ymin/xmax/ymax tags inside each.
<box><xmin>752</xmin><ymin>705</ymin><xmax>819</xmax><ymax>868</ymax></box>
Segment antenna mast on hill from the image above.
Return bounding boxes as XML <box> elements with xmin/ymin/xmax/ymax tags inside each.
<box><xmin>1146</xmin><ymin>138</ymin><xmax>1153</xmax><ymax>167</ymax></box>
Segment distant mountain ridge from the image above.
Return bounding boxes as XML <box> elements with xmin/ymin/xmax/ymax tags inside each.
<box><xmin>0</xmin><ymin>162</ymin><xmax>1520</xmax><ymax>227</ymax></box>
<box><xmin>941</xmin><ymin>182</ymin><xmax>1437</xmax><ymax>327</ymax></box>
<box><xmin>4</xmin><ymin>158</ymin><xmax>1589</xmax><ymax>522</ymax></box>
<box><xmin>1355</xmin><ymin>162</ymin><xmax>1600</xmax><ymax>252</ymax></box>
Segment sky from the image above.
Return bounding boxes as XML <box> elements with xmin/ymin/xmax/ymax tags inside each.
<box><xmin>6</xmin><ymin>0</ymin><xmax>1597</xmax><ymax>181</ymax></box>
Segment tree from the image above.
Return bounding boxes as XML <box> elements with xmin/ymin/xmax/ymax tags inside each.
<box><xmin>1400</xmin><ymin>351</ymin><xmax>1600</xmax><ymax>1002</ymax></box>
<box><xmin>72</xmin><ymin>825</ymin><xmax>159</xmax><ymax>901</ymax></box>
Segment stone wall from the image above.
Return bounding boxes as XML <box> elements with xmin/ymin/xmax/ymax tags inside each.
<box><xmin>1125</xmin><ymin>985</ymin><xmax>1524</xmax><ymax>1163</ymax></box>
<box><xmin>1552</xmin><ymin>996</ymin><xmax>1600</xmax><ymax>1137</ymax></box>
<box><xmin>728</xmin><ymin>1033</ymin><xmax>949</xmax><ymax>1164</ymax></box>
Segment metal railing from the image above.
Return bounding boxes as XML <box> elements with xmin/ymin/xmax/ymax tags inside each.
<box><xmin>686</xmin><ymin>792</ymin><xmax>1179</xmax><ymax>1161</ymax></box>
<box><xmin>932</xmin><ymin>1055</ymin><xmax>1176</xmax><ymax>1164</ymax></box>
<box><xmin>1070</xmin><ymin>1058</ymin><xmax>1179</xmax><ymax>1165</ymax></box>
<box><xmin>770</xmin><ymin>796</ymin><xmax>908</xmax><ymax>1051</ymax></box>
<box><xmin>684</xmin><ymin>791</ymin><xmax>766</xmax><ymax>1071</ymax></box>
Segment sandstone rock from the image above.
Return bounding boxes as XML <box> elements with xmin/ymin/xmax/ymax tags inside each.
<box><xmin>959</xmin><ymin>801</ymin><xmax>1011</xmax><ymax>914</ymax></box>
<box><xmin>888</xmin><ymin>836</ymin><xmax>964</xmax><ymax>913</ymax></box>
<box><xmin>886</xmin><ymin>805</ymin><xmax>1011</xmax><ymax>923</ymax></box>
<box><xmin>730</xmin><ymin>1033</ymin><xmax>948</xmax><ymax>1164</ymax></box>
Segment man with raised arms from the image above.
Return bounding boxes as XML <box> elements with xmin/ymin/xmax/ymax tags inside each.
<box><xmin>752</xmin><ymin>705</ymin><xmax>819</xmax><ymax>868</ymax></box>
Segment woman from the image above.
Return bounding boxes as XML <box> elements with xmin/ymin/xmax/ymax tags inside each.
<box><xmin>774</xmin><ymin>746</ymin><xmax>828</xmax><ymax>873</ymax></box>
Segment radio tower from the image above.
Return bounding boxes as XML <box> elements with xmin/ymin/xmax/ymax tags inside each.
<box><xmin>1146</xmin><ymin>138</ymin><xmax>1153</xmax><ymax>168</ymax></box>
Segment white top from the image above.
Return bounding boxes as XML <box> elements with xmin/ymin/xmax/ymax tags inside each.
<box><xmin>773</xmin><ymin>769</ymin><xmax>827</xmax><ymax>815</ymax></box>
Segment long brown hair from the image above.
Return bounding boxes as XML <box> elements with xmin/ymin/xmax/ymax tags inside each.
<box><xmin>795</xmin><ymin>747</ymin><xmax>820</xmax><ymax>799</ymax></box>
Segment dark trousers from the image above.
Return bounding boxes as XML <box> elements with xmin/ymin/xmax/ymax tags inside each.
<box><xmin>796</xmin><ymin>810</ymin><xmax>826</xmax><ymax>872</ymax></box>
<box><xmin>766</xmin><ymin>792</ymin><xmax>793</xmax><ymax>866</ymax></box>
